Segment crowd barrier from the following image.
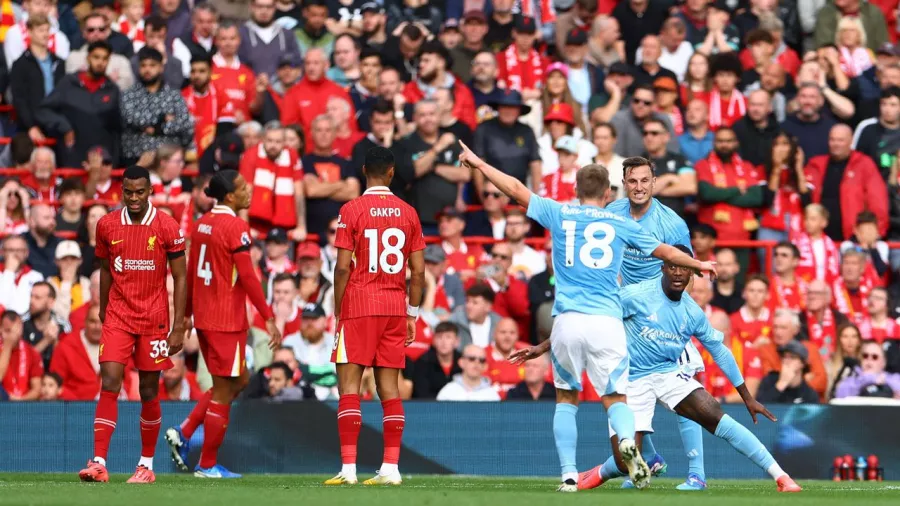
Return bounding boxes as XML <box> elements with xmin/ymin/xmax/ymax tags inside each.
<box><xmin>0</xmin><ymin>402</ymin><xmax>896</xmax><ymax>480</ymax></box>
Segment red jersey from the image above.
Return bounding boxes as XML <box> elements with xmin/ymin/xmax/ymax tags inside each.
<box><xmin>20</xmin><ymin>173</ymin><xmax>57</xmax><ymax>203</ymax></box>
<box><xmin>211</xmin><ymin>54</ymin><xmax>257</xmax><ymax>123</ymax></box>
<box><xmin>332</xmin><ymin>131</ymin><xmax>366</xmax><ymax>160</ymax></box>
<box><xmin>485</xmin><ymin>342</ymin><xmax>527</xmax><ymax>399</ymax></box>
<box><xmin>697</xmin><ymin>337</ymin><xmax>763</xmax><ymax>399</ymax></box>
<box><xmin>182</xmin><ymin>87</ymin><xmax>219</xmax><ymax>158</ymax></box>
<box><xmin>730</xmin><ymin>306</ymin><xmax>772</xmax><ymax>346</ymax></box>
<box><xmin>49</xmin><ymin>333</ymin><xmax>101</xmax><ymax>401</ymax></box>
<box><xmin>768</xmin><ymin>276</ymin><xmax>807</xmax><ymax>313</ymax></box>
<box><xmin>334</xmin><ymin>186</ymin><xmax>425</xmax><ymax>319</ymax></box>
<box><xmin>95</xmin><ymin>204</ymin><xmax>185</xmax><ymax>334</ymax></box>
<box><xmin>497</xmin><ymin>45</ymin><xmax>546</xmax><ymax>92</ymax></box>
<box><xmin>442</xmin><ymin>240</ymin><xmax>485</xmax><ymax>277</ymax></box>
<box><xmin>93</xmin><ymin>178</ymin><xmax>122</xmax><ymax>205</ymax></box>
<box><xmin>188</xmin><ymin>205</ymin><xmax>256</xmax><ymax>332</ymax></box>
<box><xmin>0</xmin><ymin>338</ymin><xmax>43</xmax><ymax>398</ymax></box>
<box><xmin>540</xmin><ymin>171</ymin><xmax>577</xmax><ymax>203</ymax></box>
<box><xmin>149</xmin><ymin>173</ymin><xmax>187</xmax><ymax>224</ymax></box>
<box><xmin>694</xmin><ymin>153</ymin><xmax>764</xmax><ymax>240</ymax></box>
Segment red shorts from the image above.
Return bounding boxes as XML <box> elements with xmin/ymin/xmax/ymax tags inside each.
<box><xmin>100</xmin><ymin>327</ymin><xmax>172</xmax><ymax>371</ymax></box>
<box><xmin>332</xmin><ymin>316</ymin><xmax>406</xmax><ymax>369</ymax></box>
<box><xmin>197</xmin><ymin>329</ymin><xmax>248</xmax><ymax>377</ymax></box>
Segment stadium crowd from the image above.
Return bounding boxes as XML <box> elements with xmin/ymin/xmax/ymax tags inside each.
<box><xmin>2</xmin><ymin>0</ymin><xmax>900</xmax><ymax>406</ymax></box>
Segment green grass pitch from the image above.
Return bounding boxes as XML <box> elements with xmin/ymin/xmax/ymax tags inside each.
<box><xmin>0</xmin><ymin>474</ymin><xmax>898</xmax><ymax>506</ymax></box>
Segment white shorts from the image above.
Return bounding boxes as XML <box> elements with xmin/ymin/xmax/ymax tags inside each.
<box><xmin>679</xmin><ymin>340</ymin><xmax>705</xmax><ymax>376</ymax></box>
<box><xmin>550</xmin><ymin>313</ymin><xmax>629</xmax><ymax>395</ymax></box>
<box><xmin>608</xmin><ymin>370</ymin><xmax>703</xmax><ymax>437</ymax></box>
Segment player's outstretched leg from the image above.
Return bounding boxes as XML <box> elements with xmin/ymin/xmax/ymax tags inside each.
<box><xmin>79</xmin><ymin>363</ymin><xmax>125</xmax><ymax>483</ymax></box>
<box><xmin>166</xmin><ymin>390</ymin><xmax>212</xmax><ymax>471</ymax></box>
<box><xmin>363</xmin><ymin>367</ymin><xmax>404</xmax><ymax>486</ymax></box>
<box><xmin>127</xmin><ymin>371</ymin><xmax>164</xmax><ymax>484</ymax></box>
<box><xmin>325</xmin><ymin>363</ymin><xmax>365</xmax><ymax>485</ymax></box>
<box><xmin>675</xmin><ymin>416</ymin><xmax>707</xmax><ymax>491</ymax></box>
<box><xmin>194</xmin><ymin>368</ymin><xmax>248</xmax><ymax>479</ymax></box>
<box><xmin>676</xmin><ymin>390</ymin><xmax>801</xmax><ymax>493</ymax></box>
<box><xmin>553</xmin><ymin>391</ymin><xmax>579</xmax><ymax>492</ymax></box>
<box><xmin>578</xmin><ymin>454</ymin><xmax>625</xmax><ymax>490</ymax></box>
<box><xmin>640</xmin><ymin>435</ymin><xmax>667</xmax><ymax>477</ymax></box>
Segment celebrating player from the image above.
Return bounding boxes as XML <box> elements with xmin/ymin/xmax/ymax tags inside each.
<box><xmin>458</xmin><ymin>141</ymin><xmax>715</xmax><ymax>492</ymax></box>
<box><xmin>79</xmin><ymin>165</ymin><xmax>188</xmax><ymax>484</ymax></box>
<box><xmin>325</xmin><ymin>147</ymin><xmax>426</xmax><ymax>486</ymax></box>
<box><xmin>515</xmin><ymin>247</ymin><xmax>802</xmax><ymax>493</ymax></box>
<box><xmin>605</xmin><ymin>158</ymin><xmax>708</xmax><ymax>491</ymax></box>
<box><xmin>165</xmin><ymin>170</ymin><xmax>283</xmax><ymax>478</ymax></box>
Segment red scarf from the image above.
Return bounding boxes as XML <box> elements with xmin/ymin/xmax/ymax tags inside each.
<box><xmin>759</xmin><ymin>167</ymin><xmax>804</xmax><ymax>233</ymax></box>
<box><xmin>501</xmin><ymin>44</ymin><xmax>544</xmax><ymax>92</ymax></box>
<box><xmin>519</xmin><ymin>0</ymin><xmax>556</xmax><ymax>23</ymax></box>
<box><xmin>182</xmin><ymin>86</ymin><xmax>219</xmax><ymax>157</ymax></box>
<box><xmin>708</xmin><ymin>88</ymin><xmax>746</xmax><ymax>129</ymax></box>
<box><xmin>245</xmin><ymin>143</ymin><xmax>300</xmax><ymax>229</ymax></box>
<box><xmin>540</xmin><ymin>170</ymin><xmax>577</xmax><ymax>203</ymax></box>
<box><xmin>114</xmin><ymin>15</ymin><xmax>146</xmax><ymax>50</ymax></box>
<box><xmin>771</xmin><ymin>275</ymin><xmax>807</xmax><ymax>313</ymax></box>
<box><xmin>806</xmin><ymin>309</ymin><xmax>837</xmax><ymax>358</ymax></box>
<box><xmin>832</xmin><ymin>276</ymin><xmax>872</xmax><ymax>324</ymax></box>
<box><xmin>78</xmin><ymin>72</ymin><xmax>107</xmax><ymax>94</ymax></box>
<box><xmin>705</xmin><ymin>152</ymin><xmax>759</xmax><ymax>232</ymax></box>
<box><xmin>794</xmin><ymin>232</ymin><xmax>840</xmax><ymax>283</ymax></box>
<box><xmin>859</xmin><ymin>316</ymin><xmax>900</xmax><ymax>343</ymax></box>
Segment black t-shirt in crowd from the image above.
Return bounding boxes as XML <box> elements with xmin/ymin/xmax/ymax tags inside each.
<box><xmin>647</xmin><ymin>150</ymin><xmax>692</xmax><ymax>216</ymax></box>
<box><xmin>350</xmin><ymin>135</ymin><xmax>414</xmax><ymax>201</ymax></box>
<box><xmin>473</xmin><ymin>118</ymin><xmax>540</xmax><ymax>185</ymax></box>
<box><xmin>440</xmin><ymin>120</ymin><xmax>473</xmax><ymax>150</ymax></box>
<box><xmin>484</xmin><ymin>14</ymin><xmax>518</xmax><ymax>53</ymax></box>
<box><xmin>822</xmin><ymin>157</ymin><xmax>847</xmax><ymax>242</ymax></box>
<box><xmin>302</xmin><ymin>154</ymin><xmax>357</xmax><ymax>238</ymax></box>
<box><xmin>327</xmin><ymin>0</ymin><xmax>366</xmax><ymax>27</ymax></box>
<box><xmin>398</xmin><ymin>131</ymin><xmax>462</xmax><ymax>226</ymax></box>
<box><xmin>712</xmin><ymin>282</ymin><xmax>744</xmax><ymax>315</ymax></box>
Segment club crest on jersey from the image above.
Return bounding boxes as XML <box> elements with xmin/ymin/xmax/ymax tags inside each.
<box><xmin>241</xmin><ymin>232</ymin><xmax>251</xmax><ymax>246</ymax></box>
<box><xmin>147</xmin><ymin>236</ymin><xmax>157</xmax><ymax>251</ymax></box>
<box><xmin>114</xmin><ymin>256</ymin><xmax>123</xmax><ymax>272</ymax></box>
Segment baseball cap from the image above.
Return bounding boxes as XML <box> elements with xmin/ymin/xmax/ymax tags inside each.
<box><xmin>565</xmin><ymin>28</ymin><xmax>588</xmax><ymax>46</ymax></box>
<box><xmin>296</xmin><ymin>241</ymin><xmax>322</xmax><ymax>259</ymax></box>
<box><xmin>546</xmin><ymin>61</ymin><xmax>569</xmax><ymax>78</ymax></box>
<box><xmin>436</xmin><ymin>206</ymin><xmax>465</xmax><ymax>221</ymax></box>
<box><xmin>301</xmin><ymin>302</ymin><xmax>326</xmax><ymax>318</ymax></box>
<box><xmin>214</xmin><ymin>132</ymin><xmax>245</xmax><ymax>169</ymax></box>
<box><xmin>265</xmin><ymin>228</ymin><xmax>289</xmax><ymax>244</ymax></box>
<box><xmin>778</xmin><ymin>340</ymin><xmax>809</xmax><ymax>364</ymax></box>
<box><xmin>462</xmin><ymin>10</ymin><xmax>487</xmax><ymax>24</ymax></box>
<box><xmin>360</xmin><ymin>2</ymin><xmax>385</xmax><ymax>14</ymax></box>
<box><xmin>514</xmin><ymin>15</ymin><xmax>537</xmax><ymax>34</ymax></box>
<box><xmin>90</xmin><ymin>146</ymin><xmax>113</xmax><ymax>165</ymax></box>
<box><xmin>555</xmin><ymin>135</ymin><xmax>579</xmax><ymax>154</ymax></box>
<box><xmin>653</xmin><ymin>76</ymin><xmax>678</xmax><ymax>92</ymax></box>
<box><xmin>441</xmin><ymin>18</ymin><xmax>460</xmax><ymax>32</ymax></box>
<box><xmin>424</xmin><ymin>244</ymin><xmax>446</xmax><ymax>264</ymax></box>
<box><xmin>877</xmin><ymin>42</ymin><xmax>900</xmax><ymax>57</ymax></box>
<box><xmin>278</xmin><ymin>53</ymin><xmax>302</xmax><ymax>68</ymax></box>
<box><xmin>608</xmin><ymin>62</ymin><xmax>632</xmax><ymax>76</ymax></box>
<box><xmin>543</xmin><ymin>102</ymin><xmax>576</xmax><ymax>126</ymax></box>
<box><xmin>55</xmin><ymin>240</ymin><xmax>82</xmax><ymax>260</ymax></box>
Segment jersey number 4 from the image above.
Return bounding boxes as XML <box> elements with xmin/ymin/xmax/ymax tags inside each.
<box><xmin>363</xmin><ymin>228</ymin><xmax>405</xmax><ymax>274</ymax></box>
<box><xmin>196</xmin><ymin>244</ymin><xmax>213</xmax><ymax>286</ymax></box>
<box><xmin>561</xmin><ymin>220</ymin><xmax>616</xmax><ymax>269</ymax></box>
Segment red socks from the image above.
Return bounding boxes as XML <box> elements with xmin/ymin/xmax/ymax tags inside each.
<box><xmin>139</xmin><ymin>398</ymin><xmax>162</xmax><ymax>458</ymax></box>
<box><xmin>181</xmin><ymin>390</ymin><xmax>212</xmax><ymax>439</ymax></box>
<box><xmin>381</xmin><ymin>398</ymin><xmax>404</xmax><ymax>465</ymax></box>
<box><xmin>337</xmin><ymin>394</ymin><xmax>362</xmax><ymax>465</ymax></box>
<box><xmin>199</xmin><ymin>401</ymin><xmax>231</xmax><ymax>469</ymax></box>
<box><xmin>93</xmin><ymin>390</ymin><xmax>119</xmax><ymax>461</ymax></box>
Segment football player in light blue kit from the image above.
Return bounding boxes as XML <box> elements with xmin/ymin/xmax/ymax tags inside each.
<box><xmin>516</xmin><ymin>246</ymin><xmax>802</xmax><ymax>493</ymax></box>
<box><xmin>458</xmin><ymin>141</ymin><xmax>716</xmax><ymax>491</ymax></box>
<box><xmin>604</xmin><ymin>158</ymin><xmax>708</xmax><ymax>490</ymax></box>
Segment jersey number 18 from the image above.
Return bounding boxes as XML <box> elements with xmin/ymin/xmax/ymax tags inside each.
<box><xmin>363</xmin><ymin>228</ymin><xmax>406</xmax><ymax>274</ymax></box>
<box><xmin>561</xmin><ymin>220</ymin><xmax>616</xmax><ymax>269</ymax></box>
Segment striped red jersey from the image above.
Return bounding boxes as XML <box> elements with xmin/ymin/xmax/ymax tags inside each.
<box><xmin>95</xmin><ymin>204</ymin><xmax>185</xmax><ymax>334</ymax></box>
<box><xmin>188</xmin><ymin>205</ymin><xmax>254</xmax><ymax>331</ymax></box>
<box><xmin>335</xmin><ymin>186</ymin><xmax>425</xmax><ymax>319</ymax></box>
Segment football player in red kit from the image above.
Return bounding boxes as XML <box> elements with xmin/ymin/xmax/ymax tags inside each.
<box><xmin>165</xmin><ymin>170</ymin><xmax>282</xmax><ymax>478</ymax></box>
<box><xmin>325</xmin><ymin>147</ymin><xmax>426</xmax><ymax>486</ymax></box>
<box><xmin>79</xmin><ymin>165</ymin><xmax>188</xmax><ymax>484</ymax></box>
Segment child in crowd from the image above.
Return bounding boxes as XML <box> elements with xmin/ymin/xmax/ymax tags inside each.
<box><xmin>794</xmin><ymin>204</ymin><xmax>840</xmax><ymax>284</ymax></box>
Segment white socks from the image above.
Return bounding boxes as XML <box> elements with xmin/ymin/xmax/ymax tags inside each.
<box><xmin>562</xmin><ymin>471</ymin><xmax>578</xmax><ymax>483</ymax></box>
<box><xmin>380</xmin><ymin>463</ymin><xmax>399</xmax><ymax>476</ymax></box>
<box><xmin>138</xmin><ymin>456</ymin><xmax>154</xmax><ymax>470</ymax></box>
<box><xmin>92</xmin><ymin>456</ymin><xmax>106</xmax><ymax>467</ymax></box>
<box><xmin>767</xmin><ymin>462</ymin><xmax>786</xmax><ymax>480</ymax></box>
<box><xmin>341</xmin><ymin>464</ymin><xmax>357</xmax><ymax>477</ymax></box>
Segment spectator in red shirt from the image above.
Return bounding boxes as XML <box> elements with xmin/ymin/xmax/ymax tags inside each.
<box><xmin>769</xmin><ymin>242</ymin><xmax>808</xmax><ymax>313</ymax></box>
<box><xmin>21</xmin><ymin>147</ymin><xmax>58</xmax><ymax>202</ymax></box>
<box><xmin>832</xmin><ymin>249</ymin><xmax>872</xmax><ymax>327</ymax></box>
<box><xmin>83</xmin><ymin>147</ymin><xmax>122</xmax><ymax>205</ymax></box>
<box><xmin>484</xmin><ymin>317</ymin><xmax>528</xmax><ymax>399</ymax></box>
<box><xmin>439</xmin><ymin>207</ymin><xmax>485</xmax><ymax>282</ymax></box>
<box><xmin>49</xmin><ymin>303</ymin><xmax>102</xmax><ymax>401</ymax></box>
<box><xmin>157</xmin><ymin>354</ymin><xmax>202</xmax><ymax>401</ymax></box>
<box><xmin>281</xmin><ymin>48</ymin><xmax>355</xmax><ymax>137</ymax></box>
<box><xmin>707</xmin><ymin>52</ymin><xmax>746</xmax><ymax>130</ymax></box>
<box><xmin>402</xmin><ymin>39</ymin><xmax>477</xmax><ymax>130</ymax></box>
<box><xmin>183</xmin><ymin>56</ymin><xmax>218</xmax><ymax>159</ymax></box>
<box><xmin>859</xmin><ymin>287</ymin><xmax>898</xmax><ymax>342</ymax></box>
<box><xmin>497</xmin><ymin>16</ymin><xmax>545</xmax><ymax>102</ymax></box>
<box><xmin>540</xmin><ymin>135</ymin><xmax>579</xmax><ymax>204</ymax></box>
<box><xmin>325</xmin><ymin>96</ymin><xmax>365</xmax><ymax>159</ymax></box>
<box><xmin>700</xmin><ymin>310</ymin><xmax>763</xmax><ymax>403</ymax></box>
<box><xmin>0</xmin><ymin>311</ymin><xmax>43</xmax><ymax>401</ymax></box>
<box><xmin>730</xmin><ymin>274</ymin><xmax>773</xmax><ymax>347</ymax></box>
<box><xmin>478</xmin><ymin>241</ymin><xmax>531</xmax><ymax>342</ymax></box>
<box><xmin>211</xmin><ymin>21</ymin><xmax>261</xmax><ymax>125</ymax></box>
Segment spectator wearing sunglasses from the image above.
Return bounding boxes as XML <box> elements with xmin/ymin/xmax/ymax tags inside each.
<box><xmin>465</xmin><ymin>181</ymin><xmax>509</xmax><ymax>239</ymax></box>
<box><xmin>65</xmin><ymin>12</ymin><xmax>135</xmax><ymax>90</ymax></box>
<box><xmin>610</xmin><ymin>83</ymin><xmax>679</xmax><ymax>157</ymax></box>
<box><xmin>834</xmin><ymin>341</ymin><xmax>900</xmax><ymax>399</ymax></box>
<box><xmin>435</xmin><ymin>344</ymin><xmax>501</xmax><ymax>401</ymax></box>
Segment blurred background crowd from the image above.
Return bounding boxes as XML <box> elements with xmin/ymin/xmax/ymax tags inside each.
<box><xmin>1</xmin><ymin>0</ymin><xmax>900</xmax><ymax>406</ymax></box>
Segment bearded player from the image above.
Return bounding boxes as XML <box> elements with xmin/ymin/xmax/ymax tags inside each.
<box><xmin>165</xmin><ymin>170</ymin><xmax>282</xmax><ymax>478</ymax></box>
<box><xmin>79</xmin><ymin>165</ymin><xmax>187</xmax><ymax>484</ymax></box>
<box><xmin>325</xmin><ymin>146</ymin><xmax>426</xmax><ymax>486</ymax></box>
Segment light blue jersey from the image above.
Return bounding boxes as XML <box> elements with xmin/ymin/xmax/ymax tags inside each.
<box><xmin>527</xmin><ymin>194</ymin><xmax>662</xmax><ymax>319</ymax></box>
<box><xmin>621</xmin><ymin>278</ymin><xmax>743</xmax><ymax>384</ymax></box>
<box><xmin>605</xmin><ymin>198</ymin><xmax>692</xmax><ymax>286</ymax></box>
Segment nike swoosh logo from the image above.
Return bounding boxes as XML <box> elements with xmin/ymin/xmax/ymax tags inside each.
<box><xmin>112</xmin><ymin>240</ymin><xmax>124</xmax><ymax>245</ymax></box>
<box><xmin>155</xmin><ymin>358</ymin><xmax>168</xmax><ymax>364</ymax></box>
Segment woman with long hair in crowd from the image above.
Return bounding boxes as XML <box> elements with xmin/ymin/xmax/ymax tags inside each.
<box><xmin>539</xmin><ymin>63</ymin><xmax>587</xmax><ymax>135</ymax></box>
<box><xmin>592</xmin><ymin>122</ymin><xmax>626</xmax><ymax>199</ymax></box>
<box><xmin>538</xmin><ymin>101</ymin><xmax>596</xmax><ymax>175</ymax></box>
<box><xmin>681</xmin><ymin>52</ymin><xmax>712</xmax><ymax>105</ymax></box>
<box><xmin>0</xmin><ymin>179</ymin><xmax>30</xmax><ymax>235</ymax></box>
<box><xmin>859</xmin><ymin>287</ymin><xmax>898</xmax><ymax>343</ymax></box>
<box><xmin>827</xmin><ymin>323</ymin><xmax>863</xmax><ymax>400</ymax></box>
<box><xmin>284</xmin><ymin>124</ymin><xmax>306</xmax><ymax>155</ymax></box>
<box><xmin>758</xmin><ymin>132</ymin><xmax>812</xmax><ymax>262</ymax></box>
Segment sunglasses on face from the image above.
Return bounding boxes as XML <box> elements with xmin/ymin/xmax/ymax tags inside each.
<box><xmin>633</xmin><ymin>98</ymin><xmax>653</xmax><ymax>106</ymax></box>
<box><xmin>483</xmin><ymin>191</ymin><xmax>503</xmax><ymax>199</ymax></box>
<box><xmin>86</xmin><ymin>26</ymin><xmax>109</xmax><ymax>33</ymax></box>
<box><xmin>643</xmin><ymin>130</ymin><xmax>665</xmax><ymax>136</ymax></box>
<box><xmin>463</xmin><ymin>355</ymin><xmax>487</xmax><ymax>363</ymax></box>
<box><xmin>492</xmin><ymin>253</ymin><xmax>511</xmax><ymax>260</ymax></box>
<box><xmin>774</xmin><ymin>252</ymin><xmax>792</xmax><ymax>257</ymax></box>
<box><xmin>862</xmin><ymin>353</ymin><xmax>882</xmax><ymax>360</ymax></box>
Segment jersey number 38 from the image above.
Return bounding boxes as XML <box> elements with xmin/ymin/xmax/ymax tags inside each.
<box><xmin>561</xmin><ymin>220</ymin><xmax>616</xmax><ymax>269</ymax></box>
